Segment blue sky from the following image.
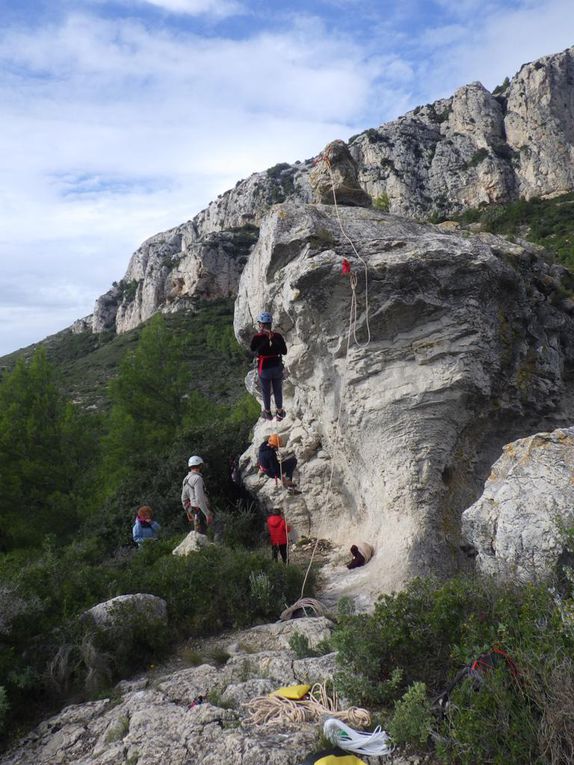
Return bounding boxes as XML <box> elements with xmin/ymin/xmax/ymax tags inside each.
<box><xmin>0</xmin><ymin>0</ymin><xmax>572</xmax><ymax>355</ymax></box>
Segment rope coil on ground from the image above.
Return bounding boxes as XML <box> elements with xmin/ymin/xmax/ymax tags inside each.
<box><xmin>323</xmin><ymin>717</ymin><xmax>393</xmax><ymax>757</ymax></box>
<box><xmin>279</xmin><ymin>598</ymin><xmax>328</xmax><ymax>621</ymax></box>
<box><xmin>244</xmin><ymin>681</ymin><xmax>371</xmax><ymax>729</ymax></box>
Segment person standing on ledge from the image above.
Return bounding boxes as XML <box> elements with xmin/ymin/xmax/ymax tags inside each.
<box><xmin>266</xmin><ymin>508</ymin><xmax>291</xmax><ymax>564</ymax></box>
<box><xmin>181</xmin><ymin>455</ymin><xmax>213</xmax><ymax>535</ymax></box>
<box><xmin>250</xmin><ymin>311</ymin><xmax>287</xmax><ymax>422</ymax></box>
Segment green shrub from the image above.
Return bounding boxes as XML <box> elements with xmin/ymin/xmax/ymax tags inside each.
<box><xmin>436</xmin><ymin>667</ymin><xmax>538</xmax><ymax>765</ymax></box>
<box><xmin>373</xmin><ymin>193</ymin><xmax>390</xmax><ymax>212</ymax></box>
<box><xmin>0</xmin><ymin>541</ymin><xmax>311</xmax><ymax>738</ymax></box>
<box><xmin>388</xmin><ymin>682</ymin><xmax>432</xmax><ymax>747</ymax></box>
<box><xmin>333</xmin><ymin>575</ymin><xmax>574</xmax><ymax>763</ymax></box>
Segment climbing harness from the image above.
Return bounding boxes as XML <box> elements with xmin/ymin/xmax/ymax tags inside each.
<box><xmin>323</xmin><ymin>718</ymin><xmax>393</xmax><ymax>757</ymax></box>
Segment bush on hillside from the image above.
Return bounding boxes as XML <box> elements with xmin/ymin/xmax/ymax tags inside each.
<box><xmin>333</xmin><ymin>575</ymin><xmax>574</xmax><ymax>763</ymax></box>
<box><xmin>0</xmin><ymin>539</ymin><xmax>311</xmax><ymax>738</ymax></box>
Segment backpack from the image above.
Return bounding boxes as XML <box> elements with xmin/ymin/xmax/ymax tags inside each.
<box><xmin>434</xmin><ymin>647</ymin><xmax>519</xmax><ymax>714</ymax></box>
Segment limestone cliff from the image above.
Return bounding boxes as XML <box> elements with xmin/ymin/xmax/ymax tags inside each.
<box><xmin>462</xmin><ymin>427</ymin><xmax>574</xmax><ymax>582</ymax></box>
<box><xmin>234</xmin><ymin>201</ymin><xmax>574</xmax><ymax>599</ymax></box>
<box><xmin>83</xmin><ymin>46</ymin><xmax>574</xmax><ymax>335</ymax></box>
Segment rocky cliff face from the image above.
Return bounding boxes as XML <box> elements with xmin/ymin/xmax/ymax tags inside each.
<box><xmin>83</xmin><ymin>46</ymin><xmax>574</xmax><ymax>335</ymax></box>
<box><xmin>352</xmin><ymin>47</ymin><xmax>574</xmax><ymax>218</ymax></box>
<box><xmin>234</xmin><ymin>200</ymin><xmax>574</xmax><ymax>598</ymax></box>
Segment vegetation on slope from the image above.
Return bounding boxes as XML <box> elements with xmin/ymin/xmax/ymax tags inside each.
<box><xmin>0</xmin><ymin>301</ymin><xmax>313</xmax><ymax>743</ymax></box>
<box><xmin>448</xmin><ymin>191</ymin><xmax>574</xmax><ymax>269</ymax></box>
<box><xmin>333</xmin><ymin>575</ymin><xmax>574</xmax><ymax>763</ymax></box>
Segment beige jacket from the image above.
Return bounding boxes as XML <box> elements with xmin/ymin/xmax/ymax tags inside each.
<box><xmin>181</xmin><ymin>470</ymin><xmax>212</xmax><ymax>521</ymax></box>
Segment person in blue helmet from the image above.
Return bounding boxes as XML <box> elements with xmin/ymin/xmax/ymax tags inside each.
<box><xmin>250</xmin><ymin>311</ymin><xmax>288</xmax><ymax>421</ymax></box>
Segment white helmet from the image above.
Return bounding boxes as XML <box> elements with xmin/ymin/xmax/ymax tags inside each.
<box><xmin>188</xmin><ymin>455</ymin><xmax>204</xmax><ymax>467</ymax></box>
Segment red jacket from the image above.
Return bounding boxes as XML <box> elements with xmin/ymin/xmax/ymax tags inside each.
<box><xmin>267</xmin><ymin>514</ymin><xmax>290</xmax><ymax>546</ymax></box>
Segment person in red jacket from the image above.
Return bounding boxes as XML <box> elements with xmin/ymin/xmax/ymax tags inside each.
<box><xmin>266</xmin><ymin>508</ymin><xmax>291</xmax><ymax>564</ymax></box>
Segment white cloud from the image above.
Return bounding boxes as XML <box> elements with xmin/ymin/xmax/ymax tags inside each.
<box><xmin>0</xmin><ymin>0</ymin><xmax>572</xmax><ymax>356</ymax></box>
<box><xmin>419</xmin><ymin>0</ymin><xmax>574</xmax><ymax>97</ymax></box>
<box><xmin>0</xmin><ymin>11</ymin><xmax>399</xmax><ymax>355</ymax></box>
<box><xmin>112</xmin><ymin>0</ymin><xmax>244</xmax><ymax>17</ymax></box>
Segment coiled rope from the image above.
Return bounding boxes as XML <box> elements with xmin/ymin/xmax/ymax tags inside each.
<box><xmin>244</xmin><ymin>681</ymin><xmax>371</xmax><ymax>729</ymax></box>
<box><xmin>323</xmin><ymin>717</ymin><xmax>393</xmax><ymax>757</ymax></box>
<box><xmin>279</xmin><ymin>597</ymin><xmax>328</xmax><ymax>621</ymax></box>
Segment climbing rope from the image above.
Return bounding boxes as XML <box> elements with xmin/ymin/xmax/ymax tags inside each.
<box><xmin>292</xmin><ymin>146</ymin><xmax>374</xmax><ymax>599</ymax></box>
<box><xmin>279</xmin><ymin>597</ymin><xmax>328</xmax><ymax>621</ymax></box>
<box><xmin>323</xmin><ymin>718</ymin><xmax>393</xmax><ymax>757</ymax></box>
<box><xmin>244</xmin><ymin>681</ymin><xmax>371</xmax><ymax>729</ymax></box>
<box><xmin>298</xmin><ymin>173</ymin><xmax>369</xmax><ymax>597</ymax></box>
<box><xmin>323</xmin><ymin>152</ymin><xmax>371</xmax><ymax>348</ymax></box>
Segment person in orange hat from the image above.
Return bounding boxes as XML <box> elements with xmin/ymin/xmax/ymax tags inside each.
<box><xmin>257</xmin><ymin>433</ymin><xmax>299</xmax><ymax>491</ymax></box>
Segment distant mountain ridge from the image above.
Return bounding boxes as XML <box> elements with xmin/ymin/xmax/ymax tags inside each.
<box><xmin>69</xmin><ymin>45</ymin><xmax>573</xmax><ymax>336</ymax></box>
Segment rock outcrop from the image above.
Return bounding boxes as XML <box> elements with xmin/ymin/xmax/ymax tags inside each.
<box><xmin>0</xmin><ymin>618</ymin><xmax>343</xmax><ymax>765</ymax></box>
<box><xmin>82</xmin><ymin>594</ymin><xmax>168</xmax><ymax>632</ymax></box>
<box><xmin>84</xmin><ymin>47</ymin><xmax>574</xmax><ymax>336</ymax></box>
<box><xmin>462</xmin><ymin>427</ymin><xmax>574</xmax><ymax>582</ymax></box>
<box><xmin>234</xmin><ymin>200</ymin><xmax>574</xmax><ymax>597</ymax></box>
<box><xmin>352</xmin><ymin>47</ymin><xmax>574</xmax><ymax>218</ymax></box>
<box><xmin>92</xmin><ymin>225</ymin><xmax>258</xmax><ymax>334</ymax></box>
<box><xmin>309</xmin><ymin>140</ymin><xmax>371</xmax><ymax>207</ymax></box>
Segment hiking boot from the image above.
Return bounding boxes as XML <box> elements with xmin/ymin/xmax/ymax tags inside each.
<box><xmin>261</xmin><ymin>409</ymin><xmax>273</xmax><ymax>421</ymax></box>
<box><xmin>275</xmin><ymin>408</ymin><xmax>286</xmax><ymax>421</ymax></box>
<box><xmin>282</xmin><ymin>477</ymin><xmax>301</xmax><ymax>494</ymax></box>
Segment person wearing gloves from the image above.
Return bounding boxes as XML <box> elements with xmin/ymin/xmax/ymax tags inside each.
<box><xmin>132</xmin><ymin>505</ymin><xmax>160</xmax><ymax>547</ymax></box>
<box><xmin>181</xmin><ymin>455</ymin><xmax>213</xmax><ymax>535</ymax></box>
<box><xmin>250</xmin><ymin>311</ymin><xmax>288</xmax><ymax>422</ymax></box>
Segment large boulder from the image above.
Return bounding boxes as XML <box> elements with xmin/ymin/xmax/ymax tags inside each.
<box><xmin>462</xmin><ymin>427</ymin><xmax>574</xmax><ymax>582</ymax></box>
<box><xmin>234</xmin><ymin>200</ymin><xmax>574</xmax><ymax>596</ymax></box>
<box><xmin>83</xmin><ymin>594</ymin><xmax>168</xmax><ymax>632</ymax></box>
<box><xmin>309</xmin><ymin>140</ymin><xmax>371</xmax><ymax>207</ymax></box>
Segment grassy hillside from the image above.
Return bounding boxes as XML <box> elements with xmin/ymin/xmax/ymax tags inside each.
<box><xmin>0</xmin><ymin>299</ymin><xmax>250</xmax><ymax>409</ymax></box>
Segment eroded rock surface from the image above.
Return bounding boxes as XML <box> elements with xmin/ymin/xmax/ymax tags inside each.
<box><xmin>462</xmin><ymin>427</ymin><xmax>574</xmax><ymax>581</ymax></box>
<box><xmin>84</xmin><ymin>47</ymin><xmax>574</xmax><ymax>336</ymax></box>
<box><xmin>0</xmin><ymin>619</ymin><xmax>341</xmax><ymax>765</ymax></box>
<box><xmin>234</xmin><ymin>201</ymin><xmax>574</xmax><ymax>597</ymax></box>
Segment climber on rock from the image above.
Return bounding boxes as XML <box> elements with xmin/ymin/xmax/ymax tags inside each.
<box><xmin>258</xmin><ymin>433</ymin><xmax>300</xmax><ymax>493</ymax></box>
<box><xmin>181</xmin><ymin>455</ymin><xmax>213</xmax><ymax>535</ymax></box>
<box><xmin>250</xmin><ymin>311</ymin><xmax>287</xmax><ymax>422</ymax></box>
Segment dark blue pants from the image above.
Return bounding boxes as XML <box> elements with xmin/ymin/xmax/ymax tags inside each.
<box><xmin>259</xmin><ymin>366</ymin><xmax>283</xmax><ymax>411</ymax></box>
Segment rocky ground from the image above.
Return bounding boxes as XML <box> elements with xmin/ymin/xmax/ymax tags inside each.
<box><xmin>0</xmin><ymin>615</ymin><xmax>428</xmax><ymax>765</ymax></box>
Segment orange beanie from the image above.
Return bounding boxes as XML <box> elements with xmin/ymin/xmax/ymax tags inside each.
<box><xmin>268</xmin><ymin>433</ymin><xmax>283</xmax><ymax>448</ymax></box>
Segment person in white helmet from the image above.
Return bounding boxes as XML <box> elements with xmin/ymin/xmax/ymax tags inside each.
<box><xmin>181</xmin><ymin>456</ymin><xmax>213</xmax><ymax>535</ymax></box>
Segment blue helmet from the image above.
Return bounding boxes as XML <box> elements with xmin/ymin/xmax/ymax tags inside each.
<box><xmin>257</xmin><ymin>311</ymin><xmax>273</xmax><ymax>324</ymax></box>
